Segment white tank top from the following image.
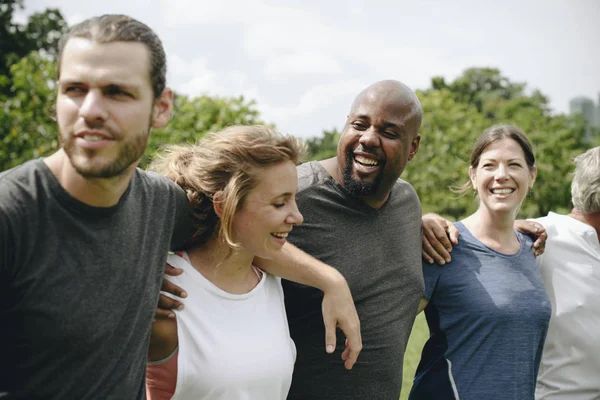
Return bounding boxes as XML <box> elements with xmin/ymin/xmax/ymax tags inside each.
<box><xmin>166</xmin><ymin>252</ymin><xmax>296</xmax><ymax>400</ymax></box>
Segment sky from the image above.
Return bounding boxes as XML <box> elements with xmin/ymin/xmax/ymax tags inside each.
<box><xmin>17</xmin><ymin>0</ymin><xmax>600</xmax><ymax>139</ymax></box>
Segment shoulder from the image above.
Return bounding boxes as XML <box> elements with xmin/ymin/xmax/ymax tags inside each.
<box><xmin>0</xmin><ymin>159</ymin><xmax>45</xmax><ymax>193</ymax></box>
<box><xmin>387</xmin><ymin>178</ymin><xmax>421</xmax><ymax>214</ymax></box>
<box><xmin>136</xmin><ymin>169</ymin><xmax>178</xmax><ymax>191</ymax></box>
<box><xmin>296</xmin><ymin>161</ymin><xmax>330</xmax><ymax>192</ymax></box>
<box><xmin>134</xmin><ymin>169</ymin><xmax>187</xmax><ymax>202</ymax></box>
<box><xmin>0</xmin><ymin>160</ymin><xmax>46</xmax><ymax>217</ymax></box>
<box><xmin>392</xmin><ymin>178</ymin><xmax>419</xmax><ymax>203</ymax></box>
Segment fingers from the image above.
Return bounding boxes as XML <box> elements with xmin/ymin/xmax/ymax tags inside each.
<box><xmin>448</xmin><ymin>224</ymin><xmax>460</xmax><ymax>245</ymax></box>
<box><xmin>164</xmin><ymin>263</ymin><xmax>184</xmax><ymax>277</ymax></box>
<box><xmin>157</xmin><ymin>292</ymin><xmax>184</xmax><ymax>313</ymax></box>
<box><xmin>514</xmin><ymin>220</ymin><xmax>547</xmax><ymax>256</ymax></box>
<box><xmin>324</xmin><ymin>316</ymin><xmax>336</xmax><ymax>354</ymax></box>
<box><xmin>161</xmin><ymin>278</ymin><xmax>188</xmax><ymax>299</ymax></box>
<box><xmin>422</xmin><ymin>231</ymin><xmax>450</xmax><ymax>265</ymax></box>
<box><xmin>154</xmin><ymin>302</ymin><xmax>177</xmax><ymax>320</ymax></box>
<box><xmin>533</xmin><ymin>229</ymin><xmax>548</xmax><ymax>257</ymax></box>
<box><xmin>422</xmin><ymin>247</ymin><xmax>434</xmax><ymax>264</ymax></box>
<box><xmin>340</xmin><ymin>324</ymin><xmax>362</xmax><ymax>370</ymax></box>
<box><xmin>422</xmin><ymin>216</ymin><xmax>456</xmax><ymax>265</ymax></box>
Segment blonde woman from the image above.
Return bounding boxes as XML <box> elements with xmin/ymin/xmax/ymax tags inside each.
<box><xmin>146</xmin><ymin>126</ymin><xmax>305</xmax><ymax>400</ymax></box>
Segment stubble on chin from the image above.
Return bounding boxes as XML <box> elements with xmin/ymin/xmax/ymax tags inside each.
<box><xmin>341</xmin><ymin>148</ymin><xmax>381</xmax><ymax>197</ymax></box>
<box><xmin>63</xmin><ymin>130</ymin><xmax>149</xmax><ymax>179</ymax></box>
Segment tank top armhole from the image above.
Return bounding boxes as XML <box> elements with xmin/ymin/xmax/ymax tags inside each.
<box><xmin>146</xmin><ymin>347</ymin><xmax>179</xmax><ymax>400</ymax></box>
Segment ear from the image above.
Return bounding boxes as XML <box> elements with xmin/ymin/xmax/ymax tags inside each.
<box><xmin>529</xmin><ymin>165</ymin><xmax>538</xmax><ymax>189</ymax></box>
<box><xmin>469</xmin><ymin>166</ymin><xmax>477</xmax><ymax>190</ymax></box>
<box><xmin>151</xmin><ymin>87</ymin><xmax>174</xmax><ymax>129</ymax></box>
<box><xmin>407</xmin><ymin>135</ymin><xmax>421</xmax><ymax>161</ymax></box>
<box><xmin>212</xmin><ymin>191</ymin><xmax>225</xmax><ymax>218</ymax></box>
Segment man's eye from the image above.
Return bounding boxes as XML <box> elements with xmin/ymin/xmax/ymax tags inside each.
<box><xmin>106</xmin><ymin>87</ymin><xmax>132</xmax><ymax>97</ymax></box>
<box><xmin>352</xmin><ymin>122</ymin><xmax>367</xmax><ymax>130</ymax></box>
<box><xmin>273</xmin><ymin>203</ymin><xmax>285</xmax><ymax>208</ymax></box>
<box><xmin>65</xmin><ymin>86</ymin><xmax>84</xmax><ymax>93</ymax></box>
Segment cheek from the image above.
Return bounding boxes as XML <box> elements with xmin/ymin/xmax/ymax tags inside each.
<box><xmin>56</xmin><ymin>98</ymin><xmax>77</xmax><ymax>121</ymax></box>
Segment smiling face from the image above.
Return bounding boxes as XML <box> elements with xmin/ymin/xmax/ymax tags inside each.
<box><xmin>336</xmin><ymin>81</ymin><xmax>421</xmax><ymax>204</ymax></box>
<box><xmin>470</xmin><ymin>138</ymin><xmax>537</xmax><ymax>216</ymax></box>
<box><xmin>56</xmin><ymin>38</ymin><xmax>172</xmax><ymax>179</ymax></box>
<box><xmin>231</xmin><ymin>160</ymin><xmax>303</xmax><ymax>260</ymax></box>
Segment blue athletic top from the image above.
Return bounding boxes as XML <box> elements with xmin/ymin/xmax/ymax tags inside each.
<box><xmin>410</xmin><ymin>222</ymin><xmax>551</xmax><ymax>400</ymax></box>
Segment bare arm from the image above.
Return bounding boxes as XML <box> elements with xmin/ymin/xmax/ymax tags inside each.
<box><xmin>148</xmin><ymin>316</ymin><xmax>178</xmax><ymax>362</ymax></box>
<box><xmin>254</xmin><ymin>242</ymin><xmax>362</xmax><ymax>370</ymax></box>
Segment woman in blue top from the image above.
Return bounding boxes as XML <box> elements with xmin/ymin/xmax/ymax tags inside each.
<box><xmin>410</xmin><ymin>125</ymin><xmax>551</xmax><ymax>400</ymax></box>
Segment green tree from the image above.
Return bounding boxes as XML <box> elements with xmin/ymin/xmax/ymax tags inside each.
<box><xmin>305</xmin><ymin>129</ymin><xmax>340</xmax><ymax>161</ymax></box>
<box><xmin>405</xmin><ymin>68</ymin><xmax>589</xmax><ymax>219</ymax></box>
<box><xmin>0</xmin><ymin>1</ymin><xmax>67</xmax><ymax>98</ymax></box>
<box><xmin>403</xmin><ymin>88</ymin><xmax>488</xmax><ymax>220</ymax></box>
<box><xmin>0</xmin><ymin>52</ymin><xmax>58</xmax><ymax>171</ymax></box>
<box><xmin>142</xmin><ymin>94</ymin><xmax>265</xmax><ymax>167</ymax></box>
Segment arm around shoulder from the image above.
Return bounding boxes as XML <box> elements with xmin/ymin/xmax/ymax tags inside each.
<box><xmin>254</xmin><ymin>242</ymin><xmax>363</xmax><ymax>370</ymax></box>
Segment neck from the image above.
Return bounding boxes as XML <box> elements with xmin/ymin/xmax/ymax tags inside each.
<box><xmin>569</xmin><ymin>208</ymin><xmax>600</xmax><ymax>239</ymax></box>
<box><xmin>462</xmin><ymin>208</ymin><xmax>519</xmax><ymax>252</ymax></box>
<box><xmin>44</xmin><ymin>149</ymin><xmax>136</xmax><ymax>207</ymax></box>
<box><xmin>187</xmin><ymin>238</ymin><xmax>258</xmax><ymax>294</ymax></box>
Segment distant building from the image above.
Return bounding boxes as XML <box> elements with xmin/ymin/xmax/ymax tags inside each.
<box><xmin>569</xmin><ymin>95</ymin><xmax>599</xmax><ymax>142</ymax></box>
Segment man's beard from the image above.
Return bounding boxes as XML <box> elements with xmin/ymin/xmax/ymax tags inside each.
<box><xmin>341</xmin><ymin>148</ymin><xmax>382</xmax><ymax>197</ymax></box>
<box><xmin>61</xmin><ymin>128</ymin><xmax>150</xmax><ymax>179</ymax></box>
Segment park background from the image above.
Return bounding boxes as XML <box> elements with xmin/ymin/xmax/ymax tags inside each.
<box><xmin>1</xmin><ymin>1</ymin><xmax>598</xmax><ymax>399</ymax></box>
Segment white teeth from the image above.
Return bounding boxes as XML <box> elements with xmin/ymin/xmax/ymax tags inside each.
<box><xmin>82</xmin><ymin>135</ymin><xmax>104</xmax><ymax>141</ymax></box>
<box><xmin>271</xmin><ymin>232</ymin><xmax>288</xmax><ymax>238</ymax></box>
<box><xmin>491</xmin><ymin>188</ymin><xmax>514</xmax><ymax>194</ymax></box>
<box><xmin>355</xmin><ymin>155</ymin><xmax>379</xmax><ymax>166</ymax></box>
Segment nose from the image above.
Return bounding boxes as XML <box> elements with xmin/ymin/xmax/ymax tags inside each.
<box><xmin>358</xmin><ymin>127</ymin><xmax>380</xmax><ymax>148</ymax></box>
<box><xmin>286</xmin><ymin>199</ymin><xmax>304</xmax><ymax>227</ymax></box>
<box><xmin>79</xmin><ymin>90</ymin><xmax>108</xmax><ymax>123</ymax></box>
<box><xmin>495</xmin><ymin>163</ymin><xmax>509</xmax><ymax>180</ymax></box>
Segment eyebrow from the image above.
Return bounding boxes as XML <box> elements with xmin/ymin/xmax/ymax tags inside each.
<box><xmin>481</xmin><ymin>158</ymin><xmax>524</xmax><ymax>162</ymax></box>
<box><xmin>59</xmin><ymin>79</ymin><xmax>141</xmax><ymax>91</ymax></box>
<box><xmin>272</xmin><ymin>192</ymin><xmax>294</xmax><ymax>200</ymax></box>
<box><xmin>352</xmin><ymin>114</ymin><xmax>404</xmax><ymax>130</ymax></box>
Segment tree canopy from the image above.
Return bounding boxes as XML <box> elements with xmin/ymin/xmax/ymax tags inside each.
<box><xmin>2</xmin><ymin>3</ymin><xmax>597</xmax><ymax>221</ymax></box>
<box><xmin>306</xmin><ymin>68</ymin><xmax>596</xmax><ymax>219</ymax></box>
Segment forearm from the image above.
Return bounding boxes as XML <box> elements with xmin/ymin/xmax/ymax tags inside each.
<box><xmin>254</xmin><ymin>242</ymin><xmax>345</xmax><ymax>291</ymax></box>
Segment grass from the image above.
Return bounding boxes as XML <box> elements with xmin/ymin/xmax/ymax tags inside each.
<box><xmin>399</xmin><ymin>313</ymin><xmax>429</xmax><ymax>400</ymax></box>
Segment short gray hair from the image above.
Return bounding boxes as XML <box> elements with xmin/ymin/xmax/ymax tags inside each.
<box><xmin>571</xmin><ymin>146</ymin><xmax>600</xmax><ymax>213</ymax></box>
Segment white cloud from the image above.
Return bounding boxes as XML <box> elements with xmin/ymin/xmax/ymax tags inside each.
<box><xmin>264</xmin><ymin>52</ymin><xmax>342</xmax><ymax>78</ymax></box>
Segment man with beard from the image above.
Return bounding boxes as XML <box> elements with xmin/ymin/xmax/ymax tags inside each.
<box><xmin>283</xmin><ymin>80</ymin><xmax>425</xmax><ymax>399</ymax></box>
<box><xmin>0</xmin><ymin>14</ymin><xmax>360</xmax><ymax>399</ymax></box>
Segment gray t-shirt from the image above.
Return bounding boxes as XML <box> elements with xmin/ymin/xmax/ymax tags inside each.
<box><xmin>410</xmin><ymin>222</ymin><xmax>551</xmax><ymax>400</ymax></box>
<box><xmin>0</xmin><ymin>159</ymin><xmax>193</xmax><ymax>400</ymax></box>
<box><xmin>283</xmin><ymin>161</ymin><xmax>424</xmax><ymax>400</ymax></box>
